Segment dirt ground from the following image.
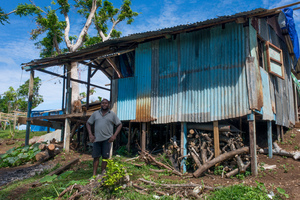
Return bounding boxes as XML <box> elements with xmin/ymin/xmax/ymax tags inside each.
<box><xmin>1</xmin><ymin>127</ymin><xmax>300</xmax><ymax>199</ymax></box>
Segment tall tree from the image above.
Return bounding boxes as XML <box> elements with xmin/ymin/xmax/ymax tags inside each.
<box><xmin>1</xmin><ymin>0</ymin><xmax>138</xmax><ymax>103</ymax></box>
<box><xmin>0</xmin><ymin>77</ymin><xmax>43</xmax><ymax>113</ymax></box>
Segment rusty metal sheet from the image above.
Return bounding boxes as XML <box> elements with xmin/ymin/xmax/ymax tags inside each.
<box><xmin>246</xmin><ymin>22</ymin><xmax>264</xmax><ymax>111</ymax></box>
<box><xmin>135</xmin><ymin>43</ymin><xmax>152</xmax><ymax>122</ymax></box>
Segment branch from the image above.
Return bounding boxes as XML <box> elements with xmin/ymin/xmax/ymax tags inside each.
<box><xmin>29</xmin><ymin>0</ymin><xmax>47</xmax><ymax>14</ymax></box>
<box><xmin>53</xmin><ymin>34</ymin><xmax>61</xmax><ymax>54</ymax></box>
<box><xmin>105</xmin><ymin>19</ymin><xmax>120</xmax><ymax>41</ymax></box>
<box><xmin>63</xmin><ymin>11</ymin><xmax>72</xmax><ymax>50</ymax></box>
<box><xmin>72</xmin><ymin>0</ymin><xmax>98</xmax><ymax>51</ymax></box>
<box><xmin>0</xmin><ymin>10</ymin><xmax>16</xmax><ymax>16</ymax></box>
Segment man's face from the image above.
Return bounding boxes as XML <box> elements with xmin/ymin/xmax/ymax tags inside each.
<box><xmin>101</xmin><ymin>100</ymin><xmax>109</xmax><ymax>110</ymax></box>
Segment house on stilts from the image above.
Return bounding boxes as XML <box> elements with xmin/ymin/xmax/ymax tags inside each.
<box><xmin>21</xmin><ymin>4</ymin><xmax>300</xmax><ymax>175</ymax></box>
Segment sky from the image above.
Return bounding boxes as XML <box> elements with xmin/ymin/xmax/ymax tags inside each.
<box><xmin>0</xmin><ymin>0</ymin><xmax>300</xmax><ymax>111</ymax></box>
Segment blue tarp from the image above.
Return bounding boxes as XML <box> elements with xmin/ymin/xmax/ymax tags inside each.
<box><xmin>281</xmin><ymin>8</ymin><xmax>300</xmax><ymax>68</ymax></box>
<box><xmin>31</xmin><ymin>110</ymin><xmax>63</xmax><ymax>132</ymax></box>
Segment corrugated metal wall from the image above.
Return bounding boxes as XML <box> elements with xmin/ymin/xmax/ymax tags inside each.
<box><xmin>257</xmin><ymin>18</ymin><xmax>295</xmax><ymax>127</ymax></box>
<box><xmin>116</xmin><ymin>77</ymin><xmax>136</xmax><ymax>120</ymax></box>
<box><xmin>151</xmin><ymin>22</ymin><xmax>250</xmax><ymax>123</ymax></box>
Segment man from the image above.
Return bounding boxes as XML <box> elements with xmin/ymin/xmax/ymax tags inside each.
<box><xmin>86</xmin><ymin>99</ymin><xmax>122</xmax><ymax>176</ymax></box>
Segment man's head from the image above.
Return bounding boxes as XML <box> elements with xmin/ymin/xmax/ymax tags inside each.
<box><xmin>101</xmin><ymin>99</ymin><xmax>110</xmax><ymax>111</ymax></box>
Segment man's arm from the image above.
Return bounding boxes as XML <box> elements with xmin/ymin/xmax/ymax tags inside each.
<box><xmin>86</xmin><ymin>122</ymin><xmax>95</xmax><ymax>143</ymax></box>
<box><xmin>108</xmin><ymin>123</ymin><xmax>122</xmax><ymax>143</ymax></box>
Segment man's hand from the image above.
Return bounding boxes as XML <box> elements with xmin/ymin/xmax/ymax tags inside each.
<box><xmin>89</xmin><ymin>135</ymin><xmax>95</xmax><ymax>143</ymax></box>
<box><xmin>108</xmin><ymin>135</ymin><xmax>116</xmax><ymax>143</ymax></box>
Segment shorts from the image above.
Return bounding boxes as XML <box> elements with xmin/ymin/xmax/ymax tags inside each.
<box><xmin>92</xmin><ymin>139</ymin><xmax>111</xmax><ymax>159</ymax></box>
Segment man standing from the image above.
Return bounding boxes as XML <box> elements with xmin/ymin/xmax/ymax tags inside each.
<box><xmin>86</xmin><ymin>99</ymin><xmax>122</xmax><ymax>176</ymax></box>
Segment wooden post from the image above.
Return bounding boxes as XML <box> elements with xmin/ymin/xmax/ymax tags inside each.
<box><xmin>141</xmin><ymin>122</ymin><xmax>146</xmax><ymax>151</ymax></box>
<box><xmin>277</xmin><ymin>125</ymin><xmax>280</xmax><ymax>142</ymax></box>
<box><xmin>127</xmin><ymin>122</ymin><xmax>131</xmax><ymax>152</ymax></box>
<box><xmin>25</xmin><ymin>70</ymin><xmax>34</xmax><ymax>146</ymax></box>
<box><xmin>181</xmin><ymin>122</ymin><xmax>187</xmax><ymax>173</ymax></box>
<box><xmin>173</xmin><ymin>123</ymin><xmax>176</xmax><ymax>138</ymax></box>
<box><xmin>64</xmin><ymin>65</ymin><xmax>72</xmax><ymax>153</ymax></box>
<box><xmin>13</xmin><ymin>112</ymin><xmax>17</xmax><ymax>133</ymax></box>
<box><xmin>239</xmin><ymin>117</ymin><xmax>243</xmax><ymax>132</ymax></box>
<box><xmin>213</xmin><ymin>121</ymin><xmax>220</xmax><ymax>158</ymax></box>
<box><xmin>280</xmin><ymin>126</ymin><xmax>284</xmax><ymax>142</ymax></box>
<box><xmin>248</xmin><ymin>113</ymin><xmax>257</xmax><ymax>176</ymax></box>
<box><xmin>86</xmin><ymin>66</ymin><xmax>91</xmax><ymax>110</ymax></box>
<box><xmin>267</xmin><ymin>121</ymin><xmax>273</xmax><ymax>158</ymax></box>
<box><xmin>147</xmin><ymin>122</ymin><xmax>151</xmax><ymax>150</ymax></box>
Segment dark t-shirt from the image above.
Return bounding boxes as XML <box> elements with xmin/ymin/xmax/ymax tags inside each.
<box><xmin>87</xmin><ymin>110</ymin><xmax>121</xmax><ymax>142</ymax></box>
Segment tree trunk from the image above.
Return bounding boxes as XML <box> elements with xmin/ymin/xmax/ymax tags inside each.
<box><xmin>193</xmin><ymin>147</ymin><xmax>249</xmax><ymax>177</ymax></box>
<box><xmin>71</xmin><ymin>62</ymin><xmax>79</xmax><ymax>103</ymax></box>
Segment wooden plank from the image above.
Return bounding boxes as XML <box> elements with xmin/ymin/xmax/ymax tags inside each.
<box><xmin>25</xmin><ymin>70</ymin><xmax>34</xmax><ymax>146</ymax></box>
<box><xmin>267</xmin><ymin>121</ymin><xmax>273</xmax><ymax>158</ymax></box>
<box><xmin>248</xmin><ymin>115</ymin><xmax>258</xmax><ymax>176</ymax></box>
<box><xmin>64</xmin><ymin>65</ymin><xmax>71</xmax><ymax>153</ymax></box>
<box><xmin>213</xmin><ymin>121</ymin><xmax>220</xmax><ymax>158</ymax></box>
<box><xmin>277</xmin><ymin>125</ymin><xmax>280</xmax><ymax>142</ymax></box>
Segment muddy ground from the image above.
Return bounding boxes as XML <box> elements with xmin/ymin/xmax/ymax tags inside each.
<box><xmin>0</xmin><ymin>127</ymin><xmax>300</xmax><ymax>199</ymax></box>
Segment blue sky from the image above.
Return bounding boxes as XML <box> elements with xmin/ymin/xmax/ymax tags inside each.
<box><xmin>0</xmin><ymin>0</ymin><xmax>299</xmax><ymax>111</ymax></box>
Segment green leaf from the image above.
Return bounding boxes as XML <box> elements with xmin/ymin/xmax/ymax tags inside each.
<box><xmin>57</xmin><ymin>171</ymin><xmax>73</xmax><ymax>180</ymax></box>
<box><xmin>40</xmin><ymin>175</ymin><xmax>58</xmax><ymax>183</ymax></box>
<box><xmin>6</xmin><ymin>147</ymin><xmax>16</xmax><ymax>154</ymax></box>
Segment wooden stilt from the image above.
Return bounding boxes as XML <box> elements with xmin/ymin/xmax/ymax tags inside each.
<box><xmin>213</xmin><ymin>121</ymin><xmax>220</xmax><ymax>158</ymax></box>
<box><xmin>147</xmin><ymin>122</ymin><xmax>151</xmax><ymax>150</ymax></box>
<box><xmin>63</xmin><ymin>65</ymin><xmax>71</xmax><ymax>153</ymax></box>
<box><xmin>280</xmin><ymin>126</ymin><xmax>284</xmax><ymax>142</ymax></box>
<box><xmin>127</xmin><ymin>122</ymin><xmax>131</xmax><ymax>152</ymax></box>
<box><xmin>277</xmin><ymin>125</ymin><xmax>280</xmax><ymax>142</ymax></box>
<box><xmin>248</xmin><ymin>113</ymin><xmax>257</xmax><ymax>176</ymax></box>
<box><xmin>181</xmin><ymin>122</ymin><xmax>187</xmax><ymax>173</ymax></box>
<box><xmin>25</xmin><ymin>70</ymin><xmax>34</xmax><ymax>146</ymax></box>
<box><xmin>267</xmin><ymin>121</ymin><xmax>273</xmax><ymax>158</ymax></box>
<box><xmin>294</xmin><ymin>83</ymin><xmax>299</xmax><ymax>122</ymax></box>
<box><xmin>142</xmin><ymin>122</ymin><xmax>146</xmax><ymax>151</ymax></box>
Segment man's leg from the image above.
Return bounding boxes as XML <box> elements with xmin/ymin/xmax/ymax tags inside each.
<box><xmin>101</xmin><ymin>159</ymin><xmax>107</xmax><ymax>174</ymax></box>
<box><xmin>92</xmin><ymin>142</ymin><xmax>101</xmax><ymax>176</ymax></box>
<box><xmin>101</xmin><ymin>139</ymin><xmax>111</xmax><ymax>174</ymax></box>
<box><xmin>93</xmin><ymin>157</ymin><xmax>99</xmax><ymax>176</ymax></box>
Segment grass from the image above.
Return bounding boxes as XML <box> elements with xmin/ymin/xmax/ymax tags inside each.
<box><xmin>0</xmin><ymin>129</ymin><xmax>47</xmax><ymax>140</ymax></box>
<box><xmin>0</xmin><ymin>153</ymin><xmax>289</xmax><ymax>200</ymax></box>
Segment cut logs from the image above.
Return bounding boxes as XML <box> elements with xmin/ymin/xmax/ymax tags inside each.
<box><xmin>35</xmin><ymin>143</ymin><xmax>62</xmax><ymax>162</ymax></box>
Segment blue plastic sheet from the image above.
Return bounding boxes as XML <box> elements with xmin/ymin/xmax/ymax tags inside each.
<box><xmin>282</xmin><ymin>8</ymin><xmax>300</xmax><ymax>68</ymax></box>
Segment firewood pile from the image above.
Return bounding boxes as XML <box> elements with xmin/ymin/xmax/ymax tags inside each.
<box><xmin>35</xmin><ymin>140</ymin><xmax>63</xmax><ymax>162</ymax></box>
<box><xmin>163</xmin><ymin>127</ymin><xmax>250</xmax><ymax>178</ymax></box>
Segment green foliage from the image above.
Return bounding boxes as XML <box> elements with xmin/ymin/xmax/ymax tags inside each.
<box><xmin>0</xmin><ymin>7</ymin><xmax>9</xmax><ymax>25</ymax></box>
<box><xmin>290</xmin><ymin>133</ymin><xmax>296</xmax><ymax>138</ymax></box>
<box><xmin>276</xmin><ymin>187</ymin><xmax>289</xmax><ymax>198</ymax></box>
<box><xmin>207</xmin><ymin>182</ymin><xmax>277</xmax><ymax>200</ymax></box>
<box><xmin>40</xmin><ymin>175</ymin><xmax>58</xmax><ymax>183</ymax></box>
<box><xmin>0</xmin><ymin>77</ymin><xmax>43</xmax><ymax>113</ymax></box>
<box><xmin>102</xmin><ymin>159</ymin><xmax>131</xmax><ymax>192</ymax></box>
<box><xmin>214</xmin><ymin>165</ymin><xmax>225</xmax><ymax>175</ymax></box>
<box><xmin>0</xmin><ymin>143</ymin><xmax>41</xmax><ymax>168</ymax></box>
<box><xmin>116</xmin><ymin>145</ymin><xmax>130</xmax><ymax>156</ymax></box>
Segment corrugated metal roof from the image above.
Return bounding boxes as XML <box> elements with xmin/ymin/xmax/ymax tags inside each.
<box><xmin>22</xmin><ymin>8</ymin><xmax>268</xmax><ymax>69</ymax></box>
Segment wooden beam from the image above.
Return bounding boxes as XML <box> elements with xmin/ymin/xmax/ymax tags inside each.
<box><xmin>36</xmin><ymin>69</ymin><xmax>110</xmax><ymax>91</ymax></box>
<box><xmin>106</xmin><ymin>58</ymin><xmax>123</xmax><ymax>78</ymax></box>
<box><xmin>248</xmin><ymin>113</ymin><xmax>257</xmax><ymax>176</ymax></box>
<box><xmin>267</xmin><ymin>121</ymin><xmax>273</xmax><ymax>158</ymax></box>
<box><xmin>277</xmin><ymin>125</ymin><xmax>280</xmax><ymax>142</ymax></box>
<box><xmin>86</xmin><ymin>66</ymin><xmax>91</xmax><ymax>110</ymax></box>
<box><xmin>280</xmin><ymin>126</ymin><xmax>284</xmax><ymax>142</ymax></box>
<box><xmin>25</xmin><ymin>70</ymin><xmax>34</xmax><ymax>146</ymax></box>
<box><xmin>213</xmin><ymin>121</ymin><xmax>220</xmax><ymax>158</ymax></box>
